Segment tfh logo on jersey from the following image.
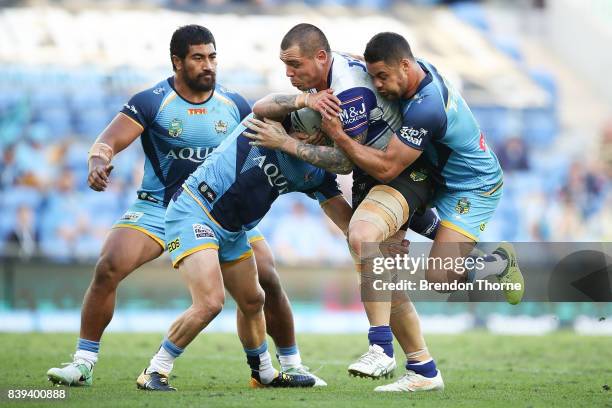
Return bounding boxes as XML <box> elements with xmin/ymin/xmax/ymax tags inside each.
<box><xmin>399</xmin><ymin>127</ymin><xmax>427</xmax><ymax>146</ymax></box>
<box><xmin>188</xmin><ymin>108</ymin><xmax>208</xmax><ymax>115</ymax></box>
<box><xmin>193</xmin><ymin>223</ymin><xmax>216</xmax><ymax>240</ymax></box>
<box><xmin>166</xmin><ymin>147</ymin><xmax>215</xmax><ymax>163</ymax></box>
<box><xmin>252</xmin><ymin>155</ymin><xmax>289</xmax><ymax>194</ymax></box>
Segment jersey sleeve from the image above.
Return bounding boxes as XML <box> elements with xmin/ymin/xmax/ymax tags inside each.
<box><xmin>309</xmin><ymin>171</ymin><xmax>343</xmax><ymax>204</ymax></box>
<box><xmin>120</xmin><ymin>90</ymin><xmax>161</xmax><ymax>129</ymax></box>
<box><xmin>396</xmin><ymin>95</ymin><xmax>446</xmax><ymax>151</ymax></box>
<box><xmin>336</xmin><ymin>87</ymin><xmax>377</xmax><ymax>138</ymax></box>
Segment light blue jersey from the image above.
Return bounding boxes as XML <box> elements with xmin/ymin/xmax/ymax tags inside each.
<box><xmin>114</xmin><ymin>77</ymin><xmax>265</xmax><ymax>247</ymax></box>
<box><xmin>397</xmin><ymin>60</ymin><xmax>503</xmax><ymax>193</ymax></box>
<box><xmin>396</xmin><ymin>60</ymin><xmax>503</xmax><ymax>240</ymax></box>
<box><xmin>120</xmin><ymin>77</ymin><xmax>250</xmax><ymax>205</ymax></box>
<box><xmin>166</xmin><ymin>114</ymin><xmax>342</xmax><ymax>266</ymax></box>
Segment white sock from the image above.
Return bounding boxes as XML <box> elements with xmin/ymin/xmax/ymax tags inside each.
<box><xmin>279</xmin><ymin>352</ymin><xmax>302</xmax><ymax>370</ymax></box>
<box><xmin>148</xmin><ymin>346</ymin><xmax>176</xmax><ymax>374</ymax></box>
<box><xmin>74</xmin><ymin>350</ymin><xmax>97</xmax><ymax>368</ymax></box>
<box><xmin>257</xmin><ymin>351</ymin><xmax>276</xmax><ymax>384</ymax></box>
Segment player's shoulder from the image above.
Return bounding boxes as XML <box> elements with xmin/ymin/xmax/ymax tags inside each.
<box><xmin>126</xmin><ymin>77</ymin><xmax>172</xmax><ymax>109</ymax></box>
<box><xmin>213</xmin><ymin>83</ymin><xmax>251</xmax><ymax>118</ymax></box>
<box><xmin>402</xmin><ymin>71</ymin><xmax>446</xmax><ymax>121</ymax></box>
<box><xmin>329</xmin><ymin>52</ymin><xmax>372</xmax><ymax>93</ymax></box>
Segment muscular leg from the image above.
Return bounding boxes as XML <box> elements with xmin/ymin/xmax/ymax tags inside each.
<box><xmin>80</xmin><ymin>228</ymin><xmax>163</xmax><ymax>341</ymax></box>
<box><xmin>165</xmin><ymin>249</ymin><xmax>225</xmax><ymax>348</ymax></box>
<box><xmin>252</xmin><ymin>239</ymin><xmax>295</xmax><ymax>349</ymax></box>
<box><xmin>224</xmin><ymin>256</ymin><xmax>266</xmax><ymax>350</ymax></box>
<box><xmin>348</xmin><ymin>220</ymin><xmax>391</xmax><ymax>326</ymax></box>
<box><xmin>426</xmin><ymin>225</ymin><xmax>475</xmax><ymax>286</ymax></box>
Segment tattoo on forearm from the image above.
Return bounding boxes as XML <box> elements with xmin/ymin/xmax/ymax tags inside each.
<box><xmin>256</xmin><ymin>94</ymin><xmax>298</xmax><ymax>118</ymax></box>
<box><xmin>295</xmin><ymin>143</ymin><xmax>354</xmax><ymax>174</ymax></box>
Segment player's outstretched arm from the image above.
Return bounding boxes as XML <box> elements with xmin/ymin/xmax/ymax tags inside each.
<box><xmin>321</xmin><ymin>116</ymin><xmax>422</xmax><ymax>183</ymax></box>
<box><xmin>87</xmin><ymin>113</ymin><xmax>143</xmax><ymax>191</ymax></box>
<box><xmin>252</xmin><ymin>89</ymin><xmax>342</xmax><ymax>122</ymax></box>
<box><xmin>244</xmin><ymin>117</ymin><xmax>363</xmax><ymax>175</ymax></box>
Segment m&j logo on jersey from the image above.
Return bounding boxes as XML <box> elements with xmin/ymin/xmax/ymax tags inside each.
<box><xmin>339</xmin><ymin>97</ymin><xmax>367</xmax><ymax>127</ymax></box>
<box><xmin>399</xmin><ymin>127</ymin><xmax>427</xmax><ymax>147</ymax></box>
<box><xmin>193</xmin><ymin>223</ymin><xmax>216</xmax><ymax>240</ymax></box>
<box><xmin>119</xmin><ymin>211</ymin><xmax>143</xmax><ymax>222</ymax></box>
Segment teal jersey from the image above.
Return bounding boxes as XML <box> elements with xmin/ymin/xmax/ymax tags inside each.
<box><xmin>120</xmin><ymin>77</ymin><xmax>250</xmax><ymax>205</ymax></box>
<box><xmin>181</xmin><ymin>113</ymin><xmax>342</xmax><ymax>232</ymax></box>
<box><xmin>397</xmin><ymin>60</ymin><xmax>503</xmax><ymax>192</ymax></box>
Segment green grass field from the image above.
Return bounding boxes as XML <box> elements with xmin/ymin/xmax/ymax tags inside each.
<box><xmin>1</xmin><ymin>332</ymin><xmax>611</xmax><ymax>407</ymax></box>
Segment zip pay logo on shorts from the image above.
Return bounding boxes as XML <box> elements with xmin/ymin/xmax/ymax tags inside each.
<box><xmin>119</xmin><ymin>211</ymin><xmax>143</xmax><ymax>222</ymax></box>
<box><xmin>193</xmin><ymin>223</ymin><xmax>216</xmax><ymax>240</ymax></box>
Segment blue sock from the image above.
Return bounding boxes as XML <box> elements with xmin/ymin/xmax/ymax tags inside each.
<box><xmin>161</xmin><ymin>337</ymin><xmax>184</xmax><ymax>358</ymax></box>
<box><xmin>77</xmin><ymin>338</ymin><xmax>100</xmax><ymax>353</ymax></box>
<box><xmin>368</xmin><ymin>325</ymin><xmax>393</xmax><ymax>358</ymax></box>
<box><xmin>407</xmin><ymin>359</ymin><xmax>438</xmax><ymax>378</ymax></box>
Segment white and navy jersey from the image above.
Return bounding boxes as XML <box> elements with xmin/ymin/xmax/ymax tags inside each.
<box><xmin>120</xmin><ymin>77</ymin><xmax>250</xmax><ymax>205</ymax></box>
<box><xmin>182</xmin><ymin>114</ymin><xmax>342</xmax><ymax>232</ymax></box>
<box><xmin>307</xmin><ymin>52</ymin><xmax>402</xmax><ymax>177</ymax></box>
<box><xmin>397</xmin><ymin>60</ymin><xmax>503</xmax><ymax>192</ymax></box>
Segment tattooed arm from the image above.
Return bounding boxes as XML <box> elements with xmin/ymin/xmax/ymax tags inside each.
<box><xmin>243</xmin><ymin>116</ymin><xmax>366</xmax><ymax>175</ymax></box>
<box><xmin>293</xmin><ymin>131</ymin><xmax>367</xmax><ymax>174</ymax></box>
<box><xmin>252</xmin><ymin>89</ymin><xmax>342</xmax><ymax>122</ymax></box>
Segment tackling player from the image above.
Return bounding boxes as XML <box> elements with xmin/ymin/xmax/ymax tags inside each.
<box><xmin>246</xmin><ymin>23</ymin><xmax>444</xmax><ymax>391</ymax></box>
<box><xmin>46</xmin><ymin>25</ymin><xmax>324</xmax><ymax>388</ymax></box>
<box><xmin>317</xmin><ymin>32</ymin><xmax>524</xmax><ymax>391</ymax></box>
<box><xmin>137</xmin><ymin>114</ymin><xmax>354</xmax><ymax>390</ymax></box>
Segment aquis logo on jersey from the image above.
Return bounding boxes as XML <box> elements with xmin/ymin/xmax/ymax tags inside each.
<box><xmin>168</xmin><ymin>118</ymin><xmax>183</xmax><ymax>138</ymax></box>
<box><xmin>188</xmin><ymin>108</ymin><xmax>208</xmax><ymax>115</ymax></box>
<box><xmin>166</xmin><ymin>147</ymin><xmax>216</xmax><ymax>163</ymax></box>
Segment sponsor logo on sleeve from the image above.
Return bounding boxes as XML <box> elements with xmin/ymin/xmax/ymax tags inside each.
<box><xmin>119</xmin><ymin>211</ymin><xmax>144</xmax><ymax>222</ymax></box>
<box><xmin>198</xmin><ymin>182</ymin><xmax>217</xmax><ymax>203</ymax></box>
<box><xmin>123</xmin><ymin>104</ymin><xmax>138</xmax><ymax>115</ymax></box>
<box><xmin>152</xmin><ymin>87</ymin><xmax>165</xmax><ymax>95</ymax></box>
<box><xmin>399</xmin><ymin>126</ymin><xmax>427</xmax><ymax>146</ymax></box>
<box><xmin>193</xmin><ymin>224</ymin><xmax>216</xmax><ymax>240</ymax></box>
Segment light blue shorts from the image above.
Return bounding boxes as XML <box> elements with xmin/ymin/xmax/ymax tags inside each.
<box><xmin>433</xmin><ymin>182</ymin><xmax>503</xmax><ymax>241</ymax></box>
<box><xmin>165</xmin><ymin>186</ymin><xmax>261</xmax><ymax>268</ymax></box>
<box><xmin>114</xmin><ymin>196</ymin><xmax>264</xmax><ymax>256</ymax></box>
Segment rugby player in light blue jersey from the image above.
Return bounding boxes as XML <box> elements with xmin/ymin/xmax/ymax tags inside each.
<box><xmin>47</xmin><ymin>25</ymin><xmax>324</xmax><ymax>390</ymax></box>
<box><xmin>318</xmin><ymin>32</ymin><xmax>524</xmax><ymax>392</ymax></box>
<box><xmin>138</xmin><ymin>114</ymin><xmax>354</xmax><ymax>389</ymax></box>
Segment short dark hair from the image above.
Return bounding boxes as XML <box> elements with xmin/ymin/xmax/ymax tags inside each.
<box><xmin>280</xmin><ymin>23</ymin><xmax>331</xmax><ymax>57</ymax></box>
<box><xmin>170</xmin><ymin>25</ymin><xmax>216</xmax><ymax>71</ymax></box>
<box><xmin>364</xmin><ymin>32</ymin><xmax>414</xmax><ymax>65</ymax></box>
